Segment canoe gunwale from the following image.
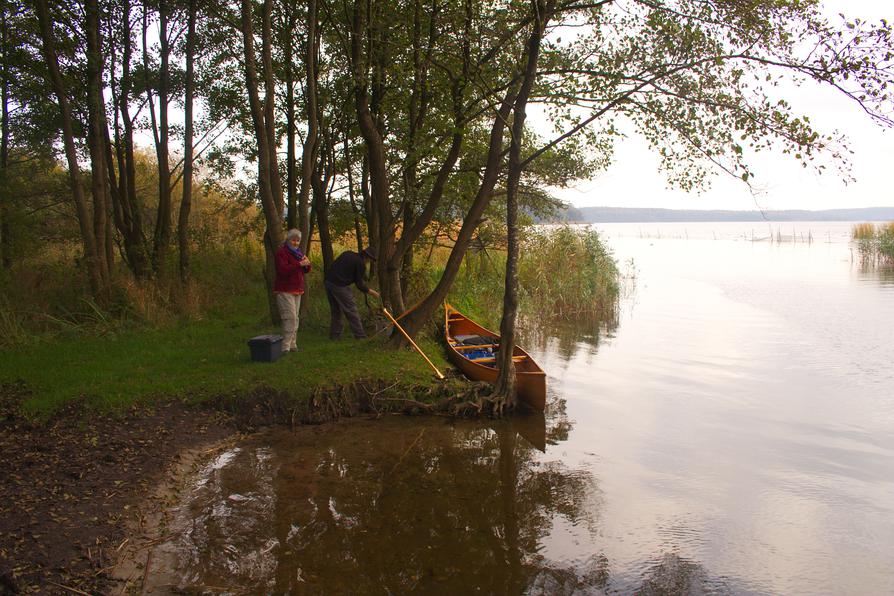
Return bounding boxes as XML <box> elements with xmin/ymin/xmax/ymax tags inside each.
<box><xmin>443</xmin><ymin>303</ymin><xmax>546</xmax><ymax>411</ymax></box>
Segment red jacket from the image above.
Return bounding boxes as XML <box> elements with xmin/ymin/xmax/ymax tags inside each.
<box><xmin>274</xmin><ymin>244</ymin><xmax>311</xmax><ymax>294</ymax></box>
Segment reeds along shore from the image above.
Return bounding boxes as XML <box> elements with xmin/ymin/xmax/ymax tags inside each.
<box><xmin>445</xmin><ymin>226</ymin><xmax>621</xmax><ymax>331</ymax></box>
<box><xmin>852</xmin><ymin>222</ymin><xmax>894</xmax><ymax>263</ymax></box>
<box><xmin>1</xmin><ymin>225</ymin><xmax>621</xmax><ymax>348</ymax></box>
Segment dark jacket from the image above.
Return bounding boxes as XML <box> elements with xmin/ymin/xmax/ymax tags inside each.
<box><xmin>274</xmin><ymin>244</ymin><xmax>311</xmax><ymax>293</ymax></box>
<box><xmin>325</xmin><ymin>251</ymin><xmax>370</xmax><ymax>293</ymax></box>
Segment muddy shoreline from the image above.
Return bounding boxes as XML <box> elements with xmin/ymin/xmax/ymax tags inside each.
<box><xmin>109</xmin><ymin>431</ymin><xmax>247</xmax><ymax>594</ymax></box>
<box><xmin>0</xmin><ymin>377</ymin><xmax>490</xmax><ymax>594</ymax></box>
<box><xmin>0</xmin><ymin>383</ymin><xmax>236</xmax><ymax>595</ymax></box>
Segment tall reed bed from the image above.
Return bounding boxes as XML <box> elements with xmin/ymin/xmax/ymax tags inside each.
<box><xmin>852</xmin><ymin>222</ymin><xmax>894</xmax><ymax>264</ymax></box>
<box><xmin>518</xmin><ymin>226</ymin><xmax>620</xmax><ymax>323</ymax></box>
<box><xmin>438</xmin><ymin>225</ymin><xmax>621</xmax><ymax>330</ymax></box>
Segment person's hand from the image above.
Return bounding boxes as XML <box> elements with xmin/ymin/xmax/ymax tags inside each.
<box><xmin>300</xmin><ymin>256</ymin><xmax>310</xmax><ymax>266</ymax></box>
<box><xmin>368</xmin><ymin>289</ymin><xmax>380</xmax><ymax>299</ymax></box>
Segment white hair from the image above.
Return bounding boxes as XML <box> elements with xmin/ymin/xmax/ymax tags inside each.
<box><xmin>286</xmin><ymin>229</ymin><xmax>301</xmax><ymax>241</ymax></box>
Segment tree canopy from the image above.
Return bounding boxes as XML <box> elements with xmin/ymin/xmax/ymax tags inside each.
<box><xmin>1</xmin><ymin>0</ymin><xmax>891</xmax><ymax>345</ymax></box>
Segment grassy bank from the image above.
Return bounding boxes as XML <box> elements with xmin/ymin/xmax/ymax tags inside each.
<box><xmin>1</xmin><ymin>225</ymin><xmax>619</xmax><ymax>419</ymax></box>
<box><xmin>1</xmin><ymin>315</ymin><xmax>445</xmax><ymax>419</ymax></box>
<box><xmin>0</xmin><ymin>241</ymin><xmax>445</xmax><ymax>419</ymax></box>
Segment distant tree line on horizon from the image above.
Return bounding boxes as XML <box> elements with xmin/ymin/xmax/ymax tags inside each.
<box><xmin>544</xmin><ymin>206</ymin><xmax>894</xmax><ymax>224</ymax></box>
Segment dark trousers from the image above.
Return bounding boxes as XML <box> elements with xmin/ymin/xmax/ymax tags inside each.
<box><xmin>324</xmin><ymin>280</ymin><xmax>366</xmax><ymax>339</ymax></box>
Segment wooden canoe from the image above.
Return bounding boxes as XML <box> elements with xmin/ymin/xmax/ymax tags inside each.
<box><xmin>444</xmin><ymin>303</ymin><xmax>547</xmax><ymax>412</ymax></box>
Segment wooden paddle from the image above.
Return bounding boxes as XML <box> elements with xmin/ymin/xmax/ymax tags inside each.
<box><xmin>381</xmin><ymin>306</ymin><xmax>445</xmax><ymax>380</ymax></box>
<box><xmin>371</xmin><ymin>304</ymin><xmax>413</xmax><ymax>337</ymax></box>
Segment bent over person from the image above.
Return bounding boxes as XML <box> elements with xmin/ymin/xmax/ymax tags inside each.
<box><xmin>274</xmin><ymin>229</ymin><xmax>312</xmax><ymax>352</ymax></box>
<box><xmin>324</xmin><ymin>247</ymin><xmax>380</xmax><ymax>339</ymax></box>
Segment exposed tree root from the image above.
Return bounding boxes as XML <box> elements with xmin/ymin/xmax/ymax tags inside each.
<box><xmin>206</xmin><ymin>373</ymin><xmax>522</xmax><ymax>428</ymax></box>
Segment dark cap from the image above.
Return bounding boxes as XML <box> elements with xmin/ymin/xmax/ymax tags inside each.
<box><xmin>361</xmin><ymin>247</ymin><xmax>377</xmax><ymax>260</ymax></box>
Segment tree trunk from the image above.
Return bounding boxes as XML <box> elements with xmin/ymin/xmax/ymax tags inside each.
<box><xmin>344</xmin><ymin>136</ymin><xmax>365</xmax><ymax>254</ymax></box>
<box><xmin>261</xmin><ymin>0</ymin><xmax>282</xmax><ymax>217</ymax></box>
<box><xmin>350</xmin><ymin>0</ymin><xmax>400</xmax><ymax>312</ymax></box>
<box><xmin>284</xmin><ymin>0</ymin><xmax>297</xmax><ymax>230</ymax></box>
<box><xmin>85</xmin><ymin>0</ymin><xmax>112</xmax><ymax>285</ymax></box>
<box><xmin>315</xmin><ymin>130</ymin><xmax>337</xmax><ymax>270</ymax></box>
<box><xmin>360</xmin><ymin>155</ymin><xmax>377</xmax><ymax>273</ymax></box>
<box><xmin>112</xmin><ymin>0</ymin><xmax>151</xmax><ymax>279</ymax></box>
<box><xmin>241</xmin><ymin>0</ymin><xmax>285</xmax><ymax>323</ymax></box>
<box><xmin>297</xmin><ymin>0</ymin><xmax>318</xmax><ymax>251</ymax></box>
<box><xmin>311</xmin><ymin>169</ymin><xmax>333</xmax><ymax>272</ymax></box>
<box><xmin>36</xmin><ymin>0</ymin><xmax>105</xmax><ymax>297</ymax></box>
<box><xmin>389</xmin><ymin>87</ymin><xmax>517</xmax><ymax>345</ymax></box>
<box><xmin>146</xmin><ymin>0</ymin><xmax>172</xmax><ymax>278</ymax></box>
<box><xmin>385</xmin><ymin>0</ymin><xmax>468</xmax><ymax>312</ymax></box>
<box><xmin>493</xmin><ymin>0</ymin><xmax>548</xmax><ymax>407</ymax></box>
<box><xmin>178</xmin><ymin>0</ymin><xmax>196</xmax><ymax>283</ymax></box>
<box><xmin>0</xmin><ymin>5</ymin><xmax>10</xmax><ymax>270</ymax></box>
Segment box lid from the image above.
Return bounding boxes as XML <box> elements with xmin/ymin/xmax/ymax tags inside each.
<box><xmin>247</xmin><ymin>334</ymin><xmax>283</xmax><ymax>345</ymax></box>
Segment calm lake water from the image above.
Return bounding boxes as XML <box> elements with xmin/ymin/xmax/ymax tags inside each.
<box><xmin>140</xmin><ymin>222</ymin><xmax>894</xmax><ymax>595</ymax></box>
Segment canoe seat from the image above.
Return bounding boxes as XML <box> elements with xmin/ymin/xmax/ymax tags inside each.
<box><xmin>470</xmin><ymin>355</ymin><xmax>526</xmax><ymax>364</ymax></box>
<box><xmin>453</xmin><ymin>343</ymin><xmax>498</xmax><ymax>351</ymax></box>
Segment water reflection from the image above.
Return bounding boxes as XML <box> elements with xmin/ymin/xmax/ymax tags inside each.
<box><xmin>633</xmin><ymin>553</ymin><xmax>738</xmax><ymax>596</ymax></box>
<box><xmin>855</xmin><ymin>261</ymin><xmax>894</xmax><ymax>286</ymax></box>
<box><xmin>140</xmin><ymin>222</ymin><xmax>894</xmax><ymax>595</ymax></box>
<box><xmin>520</xmin><ymin>319</ymin><xmax>613</xmax><ymax>360</ymax></box>
<box><xmin>143</xmin><ymin>411</ymin><xmax>606</xmax><ymax>594</ymax></box>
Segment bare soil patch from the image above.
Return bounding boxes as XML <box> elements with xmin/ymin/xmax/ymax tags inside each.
<box><xmin>0</xmin><ymin>383</ymin><xmax>236</xmax><ymax>594</ymax></box>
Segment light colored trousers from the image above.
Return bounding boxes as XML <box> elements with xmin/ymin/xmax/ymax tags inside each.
<box><xmin>275</xmin><ymin>292</ymin><xmax>302</xmax><ymax>350</ymax></box>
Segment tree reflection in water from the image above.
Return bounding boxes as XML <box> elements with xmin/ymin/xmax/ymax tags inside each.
<box><xmin>143</xmin><ymin>404</ymin><xmax>610</xmax><ymax>594</ymax></box>
<box><xmin>517</xmin><ymin>313</ymin><xmax>618</xmax><ymax>365</ymax></box>
<box><xmin>141</xmin><ymin>400</ymin><xmax>740</xmax><ymax>595</ymax></box>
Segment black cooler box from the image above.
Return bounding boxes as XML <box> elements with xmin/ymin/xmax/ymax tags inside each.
<box><xmin>247</xmin><ymin>334</ymin><xmax>284</xmax><ymax>362</ymax></box>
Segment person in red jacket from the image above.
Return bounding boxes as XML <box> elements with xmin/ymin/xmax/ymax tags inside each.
<box><xmin>274</xmin><ymin>229</ymin><xmax>312</xmax><ymax>352</ymax></box>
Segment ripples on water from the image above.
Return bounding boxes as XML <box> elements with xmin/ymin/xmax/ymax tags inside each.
<box><xmin>142</xmin><ymin>223</ymin><xmax>894</xmax><ymax>595</ymax></box>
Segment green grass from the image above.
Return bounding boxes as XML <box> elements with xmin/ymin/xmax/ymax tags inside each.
<box><xmin>1</xmin><ymin>300</ymin><xmax>447</xmax><ymax>419</ymax></box>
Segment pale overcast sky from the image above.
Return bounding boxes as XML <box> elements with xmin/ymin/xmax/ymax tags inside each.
<box><xmin>550</xmin><ymin>0</ymin><xmax>893</xmax><ymax>212</ymax></box>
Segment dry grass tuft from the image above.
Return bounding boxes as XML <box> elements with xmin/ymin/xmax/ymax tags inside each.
<box><xmin>852</xmin><ymin>222</ymin><xmax>876</xmax><ymax>240</ymax></box>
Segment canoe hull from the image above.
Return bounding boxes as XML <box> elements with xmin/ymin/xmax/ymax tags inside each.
<box><xmin>444</xmin><ymin>304</ymin><xmax>546</xmax><ymax>412</ymax></box>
